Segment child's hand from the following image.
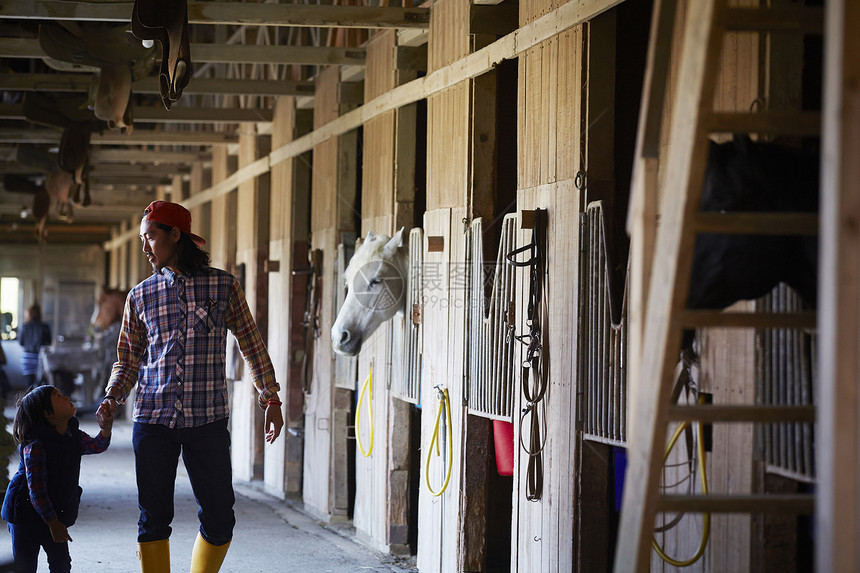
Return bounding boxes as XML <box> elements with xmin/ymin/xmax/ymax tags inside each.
<box><xmin>47</xmin><ymin>518</ymin><xmax>72</xmax><ymax>543</ymax></box>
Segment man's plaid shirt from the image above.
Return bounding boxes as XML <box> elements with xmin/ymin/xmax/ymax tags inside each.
<box><xmin>107</xmin><ymin>267</ymin><xmax>279</xmax><ymax>428</ymax></box>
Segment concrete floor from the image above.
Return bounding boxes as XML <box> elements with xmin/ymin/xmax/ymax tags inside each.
<box><xmin>0</xmin><ymin>405</ymin><xmax>417</xmax><ymax>573</ymax></box>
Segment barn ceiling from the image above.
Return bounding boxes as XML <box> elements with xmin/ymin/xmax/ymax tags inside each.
<box><xmin>0</xmin><ymin>0</ymin><xmax>429</xmax><ymax>245</ymax></box>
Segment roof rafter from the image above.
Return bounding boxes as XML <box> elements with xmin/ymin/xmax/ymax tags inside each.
<box><xmin>0</xmin><ymin>1</ymin><xmax>430</xmax><ymax>29</ymax></box>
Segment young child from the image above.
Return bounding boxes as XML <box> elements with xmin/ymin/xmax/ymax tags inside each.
<box><xmin>1</xmin><ymin>386</ymin><xmax>112</xmax><ymax>572</ymax></box>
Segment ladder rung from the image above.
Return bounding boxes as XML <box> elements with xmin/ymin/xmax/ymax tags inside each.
<box><xmin>721</xmin><ymin>7</ymin><xmax>824</xmax><ymax>34</ymax></box>
<box><xmin>679</xmin><ymin>310</ymin><xmax>816</xmax><ymax>329</ymax></box>
<box><xmin>705</xmin><ymin>111</ymin><xmax>821</xmax><ymax>136</ymax></box>
<box><xmin>668</xmin><ymin>405</ymin><xmax>815</xmax><ymax>423</ymax></box>
<box><xmin>657</xmin><ymin>494</ymin><xmax>815</xmax><ymax>514</ymax></box>
<box><xmin>694</xmin><ymin>212</ymin><xmax>818</xmax><ymax>235</ymax></box>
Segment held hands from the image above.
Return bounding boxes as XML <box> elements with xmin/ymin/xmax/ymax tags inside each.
<box><xmin>96</xmin><ymin>397</ymin><xmax>117</xmax><ymax>438</ymax></box>
<box><xmin>47</xmin><ymin>518</ymin><xmax>72</xmax><ymax>543</ymax></box>
<box><xmin>264</xmin><ymin>402</ymin><xmax>284</xmax><ymax>444</ymax></box>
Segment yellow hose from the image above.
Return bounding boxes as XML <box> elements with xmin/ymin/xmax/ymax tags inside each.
<box><xmin>651</xmin><ymin>396</ymin><xmax>711</xmax><ymax>567</ymax></box>
<box><xmin>355</xmin><ymin>365</ymin><xmax>373</xmax><ymax>457</ymax></box>
<box><xmin>425</xmin><ymin>386</ymin><xmax>453</xmax><ymax>496</ymax></box>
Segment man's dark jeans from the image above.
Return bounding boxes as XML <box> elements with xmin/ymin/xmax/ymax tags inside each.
<box><xmin>8</xmin><ymin>521</ymin><xmax>71</xmax><ymax>573</ymax></box>
<box><xmin>132</xmin><ymin>419</ymin><xmax>235</xmax><ymax>545</ymax></box>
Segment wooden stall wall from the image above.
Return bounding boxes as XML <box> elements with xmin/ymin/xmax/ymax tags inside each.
<box><xmin>209</xmin><ymin>146</ymin><xmax>237</xmax><ymax>273</ymax></box>
<box><xmin>648</xmin><ymin>1</ymin><xmax>762</xmax><ymax>570</ymax></box>
<box><xmin>303</xmin><ymin>66</ymin><xmax>360</xmax><ymax>522</ymax></box>
<box><xmin>417</xmin><ymin>0</ymin><xmax>474</xmax><ymax>570</ymax></box>
<box><xmin>232</xmin><ymin>130</ymin><xmax>271</xmax><ymax>483</ymax></box>
<box><xmin>352</xmin><ymin>29</ymin><xmax>421</xmax><ymax>554</ymax></box>
<box><xmin>353</xmin><ymin>30</ymin><xmax>394</xmax><ymax>552</ymax></box>
<box><xmin>265</xmin><ymin>96</ymin><xmax>311</xmax><ymax>499</ymax></box>
<box><xmin>418</xmin><ymin>207</ymin><xmax>467</xmax><ymax>573</ymax></box>
<box><xmin>513</xmin><ymin>0</ymin><xmax>583</xmax><ymax>568</ymax></box>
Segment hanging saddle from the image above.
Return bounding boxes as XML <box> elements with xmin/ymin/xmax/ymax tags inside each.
<box><xmin>131</xmin><ymin>0</ymin><xmax>192</xmax><ymax>111</ymax></box>
<box><xmin>22</xmin><ymin>92</ymin><xmax>107</xmax><ymax>210</ymax></box>
<box><xmin>38</xmin><ymin>21</ymin><xmax>157</xmax><ymax>132</ymax></box>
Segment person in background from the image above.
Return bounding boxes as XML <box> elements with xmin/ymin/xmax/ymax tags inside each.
<box><xmin>0</xmin><ymin>340</ymin><xmax>10</xmax><ymax>401</ymax></box>
<box><xmin>2</xmin><ymin>386</ymin><xmax>113</xmax><ymax>572</ymax></box>
<box><xmin>98</xmin><ymin>200</ymin><xmax>283</xmax><ymax>573</ymax></box>
<box><xmin>19</xmin><ymin>304</ymin><xmax>51</xmax><ymax>391</ymax></box>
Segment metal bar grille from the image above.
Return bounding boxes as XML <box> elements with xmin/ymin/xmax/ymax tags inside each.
<box><xmin>392</xmin><ymin>227</ymin><xmax>423</xmax><ymax>404</ymax></box>
<box><xmin>466</xmin><ymin>215</ymin><xmax>518</xmax><ymax>420</ymax></box>
<box><xmin>579</xmin><ymin>202</ymin><xmax>627</xmax><ymax>446</ymax></box>
<box><xmin>755</xmin><ymin>283</ymin><xmax>816</xmax><ymax>482</ymax></box>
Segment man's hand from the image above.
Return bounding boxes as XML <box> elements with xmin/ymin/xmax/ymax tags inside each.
<box><xmin>96</xmin><ymin>401</ymin><xmax>114</xmax><ymax>438</ymax></box>
<box><xmin>47</xmin><ymin>518</ymin><xmax>72</xmax><ymax>543</ymax></box>
<box><xmin>264</xmin><ymin>403</ymin><xmax>284</xmax><ymax>444</ymax></box>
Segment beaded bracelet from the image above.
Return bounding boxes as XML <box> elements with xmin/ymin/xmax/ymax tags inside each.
<box><xmin>267</xmin><ymin>398</ymin><xmax>282</xmax><ymax>406</ymax></box>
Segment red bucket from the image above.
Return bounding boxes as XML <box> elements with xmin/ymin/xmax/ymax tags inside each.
<box><xmin>493</xmin><ymin>420</ymin><xmax>515</xmax><ymax>476</ymax></box>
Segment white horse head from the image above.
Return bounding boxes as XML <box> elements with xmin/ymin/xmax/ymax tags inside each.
<box><xmin>332</xmin><ymin>227</ymin><xmax>408</xmax><ymax>356</ymax></box>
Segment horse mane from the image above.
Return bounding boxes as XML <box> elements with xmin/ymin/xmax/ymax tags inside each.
<box><xmin>343</xmin><ymin>233</ymin><xmax>390</xmax><ymax>286</ymax></box>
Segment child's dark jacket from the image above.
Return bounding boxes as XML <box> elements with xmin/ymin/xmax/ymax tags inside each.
<box><xmin>1</xmin><ymin>418</ymin><xmax>108</xmax><ymax>527</ymax></box>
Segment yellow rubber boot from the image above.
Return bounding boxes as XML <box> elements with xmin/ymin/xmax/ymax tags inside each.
<box><xmin>190</xmin><ymin>533</ymin><xmax>231</xmax><ymax>573</ymax></box>
<box><xmin>137</xmin><ymin>539</ymin><xmax>170</xmax><ymax>573</ymax></box>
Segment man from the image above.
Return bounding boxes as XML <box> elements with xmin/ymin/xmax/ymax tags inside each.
<box><xmin>98</xmin><ymin>201</ymin><xmax>283</xmax><ymax>573</ymax></box>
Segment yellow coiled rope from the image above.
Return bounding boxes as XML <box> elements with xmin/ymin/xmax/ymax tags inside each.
<box><xmin>652</xmin><ymin>395</ymin><xmax>711</xmax><ymax>567</ymax></box>
<box><xmin>425</xmin><ymin>386</ymin><xmax>453</xmax><ymax>496</ymax></box>
<box><xmin>355</xmin><ymin>365</ymin><xmax>373</xmax><ymax>457</ymax></box>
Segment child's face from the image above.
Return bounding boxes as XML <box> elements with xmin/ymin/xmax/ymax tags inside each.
<box><xmin>46</xmin><ymin>389</ymin><xmax>76</xmax><ymax>422</ymax></box>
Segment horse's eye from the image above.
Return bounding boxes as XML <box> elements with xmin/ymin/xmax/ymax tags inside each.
<box><xmin>369</xmin><ymin>278</ymin><xmax>381</xmax><ymax>287</ymax></box>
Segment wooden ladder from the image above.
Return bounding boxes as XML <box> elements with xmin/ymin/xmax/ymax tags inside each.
<box><xmin>615</xmin><ymin>0</ymin><xmax>823</xmax><ymax>570</ymax></box>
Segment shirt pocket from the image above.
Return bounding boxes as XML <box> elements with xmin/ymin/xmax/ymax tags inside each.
<box><xmin>193</xmin><ymin>300</ymin><xmax>223</xmax><ymax>334</ymax></box>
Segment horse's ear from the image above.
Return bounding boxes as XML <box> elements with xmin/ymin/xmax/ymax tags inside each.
<box><xmin>365</xmin><ymin>230</ymin><xmax>376</xmax><ymax>241</ymax></box>
<box><xmin>383</xmin><ymin>227</ymin><xmax>405</xmax><ymax>257</ymax></box>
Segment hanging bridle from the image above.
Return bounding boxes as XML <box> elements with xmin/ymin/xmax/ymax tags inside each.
<box><xmin>506</xmin><ymin>208</ymin><xmax>547</xmax><ymax>501</ymax></box>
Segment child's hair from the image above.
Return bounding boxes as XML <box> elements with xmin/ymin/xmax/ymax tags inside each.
<box><xmin>12</xmin><ymin>386</ymin><xmax>56</xmax><ymax>445</ymax></box>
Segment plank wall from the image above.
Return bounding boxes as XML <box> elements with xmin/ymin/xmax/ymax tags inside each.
<box><xmin>116</xmin><ymin>219</ymin><xmax>129</xmax><ymax>291</ymax></box>
<box><xmin>513</xmin><ymin>2</ymin><xmax>583</xmax><ymax>565</ymax></box>
<box><xmin>354</xmin><ymin>213</ymin><xmax>399</xmax><ymax>552</ymax></box>
<box><xmin>417</xmin><ymin>0</ymin><xmax>477</xmax><ymax>569</ymax></box>
<box><xmin>264</xmin><ymin>96</ymin><xmax>309</xmax><ymax>499</ymax></box>
<box><xmin>352</xmin><ymin>29</ymin><xmax>418</xmax><ymax>554</ymax></box>
<box><xmin>209</xmin><ymin>146</ymin><xmax>233</xmax><ymax>271</ymax></box>
<box><xmin>416</xmin><ymin>207</ymin><xmax>468</xmax><ymax>573</ymax></box>
<box><xmin>232</xmin><ymin>130</ymin><xmax>271</xmax><ymax>483</ymax></box>
<box><xmin>303</xmin><ymin>66</ymin><xmax>360</xmax><ymax>522</ymax></box>
<box><xmin>354</xmin><ymin>32</ymin><xmax>394</xmax><ymax>551</ymax></box>
<box><xmin>426</xmin><ymin>0</ymin><xmax>470</xmax><ymax>212</ymax></box>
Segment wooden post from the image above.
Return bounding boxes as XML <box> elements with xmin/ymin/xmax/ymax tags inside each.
<box><xmin>233</xmin><ymin>128</ymin><xmax>271</xmax><ymax>482</ymax></box>
<box><xmin>303</xmin><ymin>65</ymin><xmax>360</xmax><ymax>523</ymax></box>
<box><xmin>817</xmin><ymin>1</ymin><xmax>860</xmax><ymax>570</ymax></box>
<box><xmin>265</xmin><ymin>95</ymin><xmax>312</xmax><ymax>499</ymax></box>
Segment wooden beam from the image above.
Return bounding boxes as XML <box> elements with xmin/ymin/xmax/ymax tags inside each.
<box><xmin>0</xmin><ymin>129</ymin><xmax>238</xmax><ymax>146</ymax></box>
<box><xmin>268</xmin><ymin>0</ymin><xmax>624</xmax><ymax>167</ymax></box>
<box><xmin>1</xmin><ymin>74</ymin><xmax>315</xmax><ymax>97</ymax></box>
<box><xmin>657</xmin><ymin>494</ymin><xmax>815</xmax><ymax>514</ymax></box>
<box><xmin>0</xmin><ymin>1</ymin><xmax>430</xmax><ymax>29</ymax></box>
<box><xmin>0</xmin><ymin>162</ymin><xmax>185</xmax><ymax>178</ymax></box>
<box><xmin>0</xmin><ymin>38</ymin><xmax>366</xmax><ymax>66</ymax></box>
<box><xmin>88</xmin><ymin>174</ymin><xmax>169</xmax><ymax>186</ymax></box>
<box><xmin>192</xmin><ymin>44</ymin><xmax>366</xmax><ymax>66</ymax></box>
<box><xmin>89</xmin><ymin>164</ymin><xmax>190</xmax><ymax>177</ymax></box>
<box><xmin>0</xmin><ymin>103</ymin><xmax>272</xmax><ymax>124</ymax></box>
<box><xmin>89</xmin><ymin>149</ymin><xmax>208</xmax><ymax>164</ymax></box>
<box><xmin>0</xmin><ymin>223</ymin><xmax>111</xmax><ymax>234</ymax></box>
